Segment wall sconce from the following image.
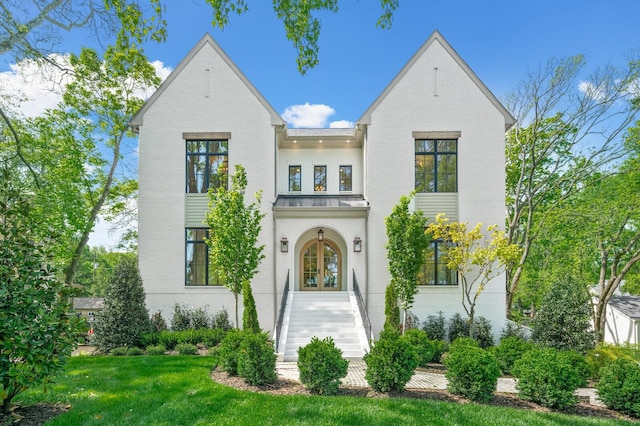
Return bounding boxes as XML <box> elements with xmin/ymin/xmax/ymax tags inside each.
<box><xmin>280</xmin><ymin>237</ymin><xmax>289</xmax><ymax>253</ymax></box>
<box><xmin>317</xmin><ymin>228</ymin><xmax>324</xmax><ymax>242</ymax></box>
<box><xmin>353</xmin><ymin>237</ymin><xmax>362</xmax><ymax>252</ymax></box>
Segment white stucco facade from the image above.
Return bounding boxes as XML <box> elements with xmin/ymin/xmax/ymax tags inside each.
<box><xmin>132</xmin><ymin>31</ymin><xmax>514</xmax><ymax>338</ymax></box>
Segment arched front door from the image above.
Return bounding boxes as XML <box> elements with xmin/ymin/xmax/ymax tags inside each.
<box><xmin>300</xmin><ymin>240</ymin><xmax>341</xmax><ymax>291</ymax></box>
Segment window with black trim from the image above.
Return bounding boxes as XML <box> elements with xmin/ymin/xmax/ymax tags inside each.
<box><xmin>415</xmin><ymin>139</ymin><xmax>457</xmax><ymax>193</ymax></box>
<box><xmin>314</xmin><ymin>165</ymin><xmax>326</xmax><ymax>192</ymax></box>
<box><xmin>186</xmin><ymin>228</ymin><xmax>225</xmax><ymax>286</ymax></box>
<box><xmin>339</xmin><ymin>165</ymin><xmax>352</xmax><ymax>191</ymax></box>
<box><xmin>186</xmin><ymin>140</ymin><xmax>228</xmax><ymax>193</ymax></box>
<box><xmin>418</xmin><ymin>240</ymin><xmax>458</xmax><ymax>285</ymax></box>
<box><xmin>289</xmin><ymin>165</ymin><xmax>301</xmax><ymax>191</ymax></box>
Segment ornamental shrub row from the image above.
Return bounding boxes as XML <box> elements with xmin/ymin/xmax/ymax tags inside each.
<box><xmin>143</xmin><ymin>329</ymin><xmax>227</xmax><ymax>350</ymax></box>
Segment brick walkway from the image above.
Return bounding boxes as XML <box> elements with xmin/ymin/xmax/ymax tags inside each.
<box><xmin>276</xmin><ymin>361</ymin><xmax>602</xmax><ymax>406</ymax></box>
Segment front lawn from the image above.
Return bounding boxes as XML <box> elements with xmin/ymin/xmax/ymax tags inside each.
<box><xmin>12</xmin><ymin>356</ymin><xmax>636</xmax><ymax>425</ymax></box>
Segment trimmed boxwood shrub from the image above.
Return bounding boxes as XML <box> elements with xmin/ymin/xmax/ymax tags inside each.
<box><xmin>364</xmin><ymin>329</ymin><xmax>418</xmax><ymax>392</ymax></box>
<box><xmin>401</xmin><ymin>329</ymin><xmax>436</xmax><ymax>366</ymax></box>
<box><xmin>237</xmin><ymin>332</ymin><xmax>277</xmax><ymax>386</ymax></box>
<box><xmin>146</xmin><ymin>344</ymin><xmax>167</xmax><ymax>355</ymax></box>
<box><xmin>597</xmin><ymin>358</ymin><xmax>640</xmax><ymax>418</ymax></box>
<box><xmin>490</xmin><ymin>336</ymin><xmax>534</xmax><ymax>376</ymax></box>
<box><xmin>110</xmin><ymin>347</ymin><xmax>129</xmax><ymax>356</ymax></box>
<box><xmin>297</xmin><ymin>337</ymin><xmax>349</xmax><ymax>395</ymax></box>
<box><xmin>513</xmin><ymin>347</ymin><xmax>589</xmax><ymax>410</ymax></box>
<box><xmin>218</xmin><ymin>329</ymin><xmax>246</xmax><ymax>375</ymax></box>
<box><xmin>444</xmin><ymin>343</ymin><xmax>500</xmax><ymax>403</ymax></box>
<box><xmin>175</xmin><ymin>343</ymin><xmax>199</xmax><ymax>355</ymax></box>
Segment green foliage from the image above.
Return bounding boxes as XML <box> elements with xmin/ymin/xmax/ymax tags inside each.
<box><xmin>449</xmin><ymin>337</ymin><xmax>479</xmax><ymax>351</ymax></box>
<box><xmin>93</xmin><ymin>257</ymin><xmax>152</xmax><ymax>353</ymax></box>
<box><xmin>471</xmin><ymin>316</ymin><xmax>494</xmax><ymax>348</ymax></box>
<box><xmin>150</xmin><ymin>310</ymin><xmax>168</xmax><ymax>332</ymax></box>
<box><xmin>586</xmin><ymin>343</ymin><xmax>639</xmax><ymax>379</ymax></box>
<box><xmin>364</xmin><ymin>329</ymin><xmax>418</xmax><ymax>392</ymax></box>
<box><xmin>444</xmin><ymin>344</ymin><xmax>500</xmax><ymax>403</ymax></box>
<box><xmin>0</xmin><ymin>177</ymin><xmax>85</xmax><ymax>413</ymax></box>
<box><xmin>297</xmin><ymin>337</ymin><xmax>349</xmax><ymax>395</ymax></box>
<box><xmin>532</xmin><ymin>278</ymin><xmax>595</xmax><ymax>354</ymax></box>
<box><xmin>176</xmin><ymin>343</ymin><xmax>199</xmax><ymax>356</ymax></box>
<box><xmin>213</xmin><ymin>308</ymin><xmax>233</xmax><ymax>330</ymax></box>
<box><xmin>171</xmin><ymin>302</ymin><xmax>193</xmax><ymax>331</ymax></box>
<box><xmin>146</xmin><ymin>345</ymin><xmax>167</xmax><ymax>356</ymax></box>
<box><xmin>385</xmin><ymin>193</ymin><xmax>429</xmax><ymax>330</ymax></box>
<box><xmin>429</xmin><ymin>340</ymin><xmax>448</xmax><ymax>363</ymax></box>
<box><xmin>127</xmin><ymin>347</ymin><xmax>145</xmax><ymax>356</ymax></box>
<box><xmin>242</xmin><ymin>280</ymin><xmax>260</xmax><ymax>333</ymax></box>
<box><xmin>383</xmin><ymin>284</ymin><xmax>400</xmax><ymax>332</ymax></box>
<box><xmin>206</xmin><ymin>165</ymin><xmax>266</xmax><ymax>328</ymax></box>
<box><xmin>500</xmin><ymin>321</ymin><xmax>529</xmax><ymax>340</ymax></box>
<box><xmin>191</xmin><ymin>305</ymin><xmax>211</xmax><ymax>330</ymax></box>
<box><xmin>155</xmin><ymin>329</ymin><xmax>227</xmax><ymax>351</ymax></box>
<box><xmin>218</xmin><ymin>329</ymin><xmax>246</xmax><ymax>375</ymax></box>
<box><xmin>157</xmin><ymin>330</ymin><xmax>179</xmax><ymax>350</ymax></box>
<box><xmin>401</xmin><ymin>329</ymin><xmax>436</xmax><ymax>367</ymax></box>
<box><xmin>422</xmin><ymin>311</ymin><xmax>446</xmax><ymax>341</ymax></box>
<box><xmin>513</xmin><ymin>347</ymin><xmax>589</xmax><ymax>410</ymax></box>
<box><xmin>111</xmin><ymin>347</ymin><xmax>129</xmax><ymax>356</ymax></box>
<box><xmin>447</xmin><ymin>313</ymin><xmax>469</xmax><ymax>343</ymax></box>
<box><xmin>597</xmin><ymin>358</ymin><xmax>640</xmax><ymax>418</ymax></box>
<box><xmin>489</xmin><ymin>336</ymin><xmax>534</xmax><ymax>376</ymax></box>
<box><xmin>237</xmin><ymin>332</ymin><xmax>277</xmax><ymax>386</ymax></box>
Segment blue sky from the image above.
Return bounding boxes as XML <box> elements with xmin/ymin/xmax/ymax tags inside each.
<box><xmin>2</xmin><ymin>0</ymin><xmax>640</xmax><ymax>247</ymax></box>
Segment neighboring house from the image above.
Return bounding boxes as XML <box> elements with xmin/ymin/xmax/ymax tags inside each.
<box><xmin>602</xmin><ymin>295</ymin><xmax>640</xmax><ymax>345</ymax></box>
<box><xmin>72</xmin><ymin>297</ymin><xmax>104</xmax><ymax>326</ymax></box>
<box><xmin>131</xmin><ymin>30</ymin><xmax>514</xmax><ymax>359</ymax></box>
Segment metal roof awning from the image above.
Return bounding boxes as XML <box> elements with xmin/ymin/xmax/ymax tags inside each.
<box><xmin>273</xmin><ymin>195</ymin><xmax>369</xmax><ymax>218</ymax></box>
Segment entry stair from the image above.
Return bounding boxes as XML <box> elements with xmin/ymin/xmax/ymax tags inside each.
<box><xmin>276</xmin><ymin>291</ymin><xmax>370</xmax><ymax>361</ymax></box>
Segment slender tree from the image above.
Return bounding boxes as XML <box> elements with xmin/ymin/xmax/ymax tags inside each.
<box><xmin>385</xmin><ymin>193</ymin><xmax>429</xmax><ymax>332</ymax></box>
<box><xmin>205</xmin><ymin>165</ymin><xmax>266</xmax><ymax>328</ymax></box>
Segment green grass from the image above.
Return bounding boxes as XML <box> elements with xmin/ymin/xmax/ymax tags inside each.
<box><xmin>15</xmin><ymin>356</ymin><xmax>635</xmax><ymax>425</ymax></box>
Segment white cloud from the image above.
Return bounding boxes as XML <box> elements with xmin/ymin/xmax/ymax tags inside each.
<box><xmin>282</xmin><ymin>103</ymin><xmax>336</xmax><ymax>128</ymax></box>
<box><xmin>329</xmin><ymin>120</ymin><xmax>354</xmax><ymax>128</ymax></box>
<box><xmin>578</xmin><ymin>80</ymin><xmax>607</xmax><ymax>101</ymax></box>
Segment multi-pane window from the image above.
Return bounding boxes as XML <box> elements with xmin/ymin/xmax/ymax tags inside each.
<box><xmin>415</xmin><ymin>139</ymin><xmax>457</xmax><ymax>193</ymax></box>
<box><xmin>186</xmin><ymin>228</ymin><xmax>225</xmax><ymax>286</ymax></box>
<box><xmin>289</xmin><ymin>165</ymin><xmax>301</xmax><ymax>191</ymax></box>
<box><xmin>339</xmin><ymin>165</ymin><xmax>352</xmax><ymax>192</ymax></box>
<box><xmin>186</xmin><ymin>140</ymin><xmax>228</xmax><ymax>193</ymax></box>
<box><xmin>418</xmin><ymin>240</ymin><xmax>458</xmax><ymax>285</ymax></box>
<box><xmin>314</xmin><ymin>165</ymin><xmax>327</xmax><ymax>192</ymax></box>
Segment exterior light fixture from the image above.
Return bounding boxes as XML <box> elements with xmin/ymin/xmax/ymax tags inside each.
<box><xmin>280</xmin><ymin>237</ymin><xmax>289</xmax><ymax>253</ymax></box>
<box><xmin>317</xmin><ymin>228</ymin><xmax>324</xmax><ymax>242</ymax></box>
<box><xmin>353</xmin><ymin>237</ymin><xmax>362</xmax><ymax>252</ymax></box>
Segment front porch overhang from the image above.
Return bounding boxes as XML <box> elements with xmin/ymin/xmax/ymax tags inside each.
<box><xmin>273</xmin><ymin>195</ymin><xmax>370</xmax><ymax>219</ymax></box>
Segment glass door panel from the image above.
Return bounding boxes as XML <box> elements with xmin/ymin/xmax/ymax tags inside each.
<box><xmin>300</xmin><ymin>241</ymin><xmax>341</xmax><ymax>291</ymax></box>
<box><xmin>302</xmin><ymin>243</ymin><xmax>318</xmax><ymax>289</ymax></box>
<box><xmin>323</xmin><ymin>243</ymin><xmax>338</xmax><ymax>289</ymax></box>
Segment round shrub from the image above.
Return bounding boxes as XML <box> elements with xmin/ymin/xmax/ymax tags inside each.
<box><xmin>237</xmin><ymin>332</ymin><xmax>277</xmax><ymax>386</ymax></box>
<box><xmin>430</xmin><ymin>340</ymin><xmax>448</xmax><ymax>363</ymax></box>
<box><xmin>176</xmin><ymin>343</ymin><xmax>199</xmax><ymax>355</ymax></box>
<box><xmin>597</xmin><ymin>358</ymin><xmax>640</xmax><ymax>418</ymax></box>
<box><xmin>513</xmin><ymin>347</ymin><xmax>589</xmax><ymax>410</ymax></box>
<box><xmin>146</xmin><ymin>344</ymin><xmax>167</xmax><ymax>355</ymax></box>
<box><xmin>364</xmin><ymin>329</ymin><xmax>418</xmax><ymax>392</ymax></box>
<box><xmin>297</xmin><ymin>337</ymin><xmax>349</xmax><ymax>395</ymax></box>
<box><xmin>218</xmin><ymin>329</ymin><xmax>246</xmax><ymax>375</ymax></box>
<box><xmin>127</xmin><ymin>347</ymin><xmax>145</xmax><ymax>356</ymax></box>
<box><xmin>490</xmin><ymin>336</ymin><xmax>534</xmax><ymax>376</ymax></box>
<box><xmin>401</xmin><ymin>329</ymin><xmax>436</xmax><ymax>366</ymax></box>
<box><xmin>586</xmin><ymin>343</ymin><xmax>636</xmax><ymax>379</ymax></box>
<box><xmin>449</xmin><ymin>336</ymin><xmax>479</xmax><ymax>351</ymax></box>
<box><xmin>158</xmin><ymin>330</ymin><xmax>179</xmax><ymax>350</ymax></box>
<box><xmin>110</xmin><ymin>347</ymin><xmax>129</xmax><ymax>356</ymax></box>
<box><xmin>444</xmin><ymin>344</ymin><xmax>500</xmax><ymax>403</ymax></box>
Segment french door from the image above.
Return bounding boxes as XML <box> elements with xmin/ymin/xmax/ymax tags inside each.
<box><xmin>300</xmin><ymin>240</ymin><xmax>341</xmax><ymax>291</ymax></box>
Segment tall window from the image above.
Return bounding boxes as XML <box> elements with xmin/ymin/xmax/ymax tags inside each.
<box><xmin>186</xmin><ymin>228</ymin><xmax>225</xmax><ymax>286</ymax></box>
<box><xmin>339</xmin><ymin>165</ymin><xmax>352</xmax><ymax>192</ymax></box>
<box><xmin>289</xmin><ymin>165</ymin><xmax>301</xmax><ymax>191</ymax></box>
<box><xmin>418</xmin><ymin>240</ymin><xmax>458</xmax><ymax>285</ymax></box>
<box><xmin>314</xmin><ymin>165</ymin><xmax>327</xmax><ymax>192</ymax></box>
<box><xmin>415</xmin><ymin>139</ymin><xmax>457</xmax><ymax>192</ymax></box>
<box><xmin>186</xmin><ymin>140</ymin><xmax>228</xmax><ymax>193</ymax></box>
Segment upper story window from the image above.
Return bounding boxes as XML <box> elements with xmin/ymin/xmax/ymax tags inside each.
<box><xmin>289</xmin><ymin>165</ymin><xmax>301</xmax><ymax>191</ymax></box>
<box><xmin>418</xmin><ymin>240</ymin><xmax>458</xmax><ymax>286</ymax></box>
<box><xmin>186</xmin><ymin>228</ymin><xmax>225</xmax><ymax>286</ymax></box>
<box><xmin>415</xmin><ymin>139</ymin><xmax>457</xmax><ymax>193</ymax></box>
<box><xmin>186</xmin><ymin>140</ymin><xmax>228</xmax><ymax>193</ymax></box>
<box><xmin>339</xmin><ymin>165</ymin><xmax>352</xmax><ymax>192</ymax></box>
<box><xmin>314</xmin><ymin>165</ymin><xmax>327</xmax><ymax>192</ymax></box>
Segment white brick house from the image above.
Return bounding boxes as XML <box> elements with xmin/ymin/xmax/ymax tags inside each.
<box><xmin>131</xmin><ymin>30</ymin><xmax>514</xmax><ymax>359</ymax></box>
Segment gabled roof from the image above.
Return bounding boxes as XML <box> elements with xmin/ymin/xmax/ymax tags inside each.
<box><xmin>358</xmin><ymin>30</ymin><xmax>515</xmax><ymax>131</ymax></box>
<box><xmin>609</xmin><ymin>295</ymin><xmax>640</xmax><ymax>320</ymax></box>
<box><xmin>131</xmin><ymin>33</ymin><xmax>285</xmax><ymax>129</ymax></box>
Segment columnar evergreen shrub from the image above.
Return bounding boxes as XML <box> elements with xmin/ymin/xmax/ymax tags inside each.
<box><xmin>513</xmin><ymin>347</ymin><xmax>589</xmax><ymax>410</ymax></box>
<box><xmin>237</xmin><ymin>332</ymin><xmax>277</xmax><ymax>385</ymax></box>
<box><xmin>401</xmin><ymin>329</ymin><xmax>436</xmax><ymax>366</ymax></box>
<box><xmin>471</xmin><ymin>316</ymin><xmax>494</xmax><ymax>348</ymax></box>
<box><xmin>422</xmin><ymin>311</ymin><xmax>446</xmax><ymax>341</ymax></box>
<box><xmin>384</xmin><ymin>283</ymin><xmax>400</xmax><ymax>332</ymax></box>
<box><xmin>444</xmin><ymin>343</ymin><xmax>500</xmax><ymax>403</ymax></box>
<box><xmin>364</xmin><ymin>329</ymin><xmax>418</xmax><ymax>392</ymax></box>
<box><xmin>242</xmin><ymin>280</ymin><xmax>260</xmax><ymax>333</ymax></box>
<box><xmin>218</xmin><ymin>329</ymin><xmax>246</xmax><ymax>375</ymax></box>
<box><xmin>191</xmin><ymin>305</ymin><xmax>211</xmax><ymax>329</ymax></box>
<box><xmin>447</xmin><ymin>313</ymin><xmax>469</xmax><ymax>343</ymax></box>
<box><xmin>489</xmin><ymin>336</ymin><xmax>534</xmax><ymax>376</ymax></box>
<box><xmin>171</xmin><ymin>302</ymin><xmax>192</xmax><ymax>331</ymax></box>
<box><xmin>175</xmin><ymin>343</ymin><xmax>199</xmax><ymax>355</ymax></box>
<box><xmin>500</xmin><ymin>321</ymin><xmax>529</xmax><ymax>340</ymax></box>
<box><xmin>597</xmin><ymin>358</ymin><xmax>640</xmax><ymax>418</ymax></box>
<box><xmin>213</xmin><ymin>308</ymin><xmax>233</xmax><ymax>330</ymax></box>
<box><xmin>297</xmin><ymin>337</ymin><xmax>349</xmax><ymax>395</ymax></box>
<box><xmin>93</xmin><ymin>257</ymin><xmax>152</xmax><ymax>352</ymax></box>
<box><xmin>150</xmin><ymin>310</ymin><xmax>168</xmax><ymax>332</ymax></box>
